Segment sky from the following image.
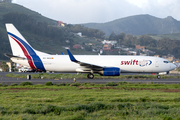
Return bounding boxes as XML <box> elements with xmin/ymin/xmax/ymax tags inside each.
<box><xmin>12</xmin><ymin>0</ymin><xmax>180</xmax><ymax>24</ymax></box>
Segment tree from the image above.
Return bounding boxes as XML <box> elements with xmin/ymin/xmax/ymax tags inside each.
<box><xmin>136</xmin><ymin>35</ymin><xmax>157</xmax><ymax>47</ymax></box>
<box><xmin>109</xmin><ymin>32</ymin><xmax>117</xmax><ymax>40</ymax></box>
<box><xmin>0</xmin><ymin>61</ymin><xmax>9</xmax><ymax>72</ymax></box>
<box><xmin>70</xmin><ymin>24</ymin><xmax>105</xmax><ymax>39</ymax></box>
<box><xmin>124</xmin><ymin>34</ymin><xmax>133</xmax><ymax>46</ymax></box>
<box><xmin>117</xmin><ymin>33</ymin><xmax>125</xmax><ymax>44</ymax></box>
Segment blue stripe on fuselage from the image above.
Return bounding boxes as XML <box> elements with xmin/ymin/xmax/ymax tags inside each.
<box><xmin>8</xmin><ymin>32</ymin><xmax>46</xmax><ymax>71</ymax></box>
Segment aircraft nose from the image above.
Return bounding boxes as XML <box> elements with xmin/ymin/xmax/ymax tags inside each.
<box><xmin>171</xmin><ymin>63</ymin><xmax>177</xmax><ymax>70</ymax></box>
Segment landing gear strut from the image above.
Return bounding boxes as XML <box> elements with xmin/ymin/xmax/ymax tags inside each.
<box><xmin>87</xmin><ymin>73</ymin><xmax>94</xmax><ymax>79</ymax></box>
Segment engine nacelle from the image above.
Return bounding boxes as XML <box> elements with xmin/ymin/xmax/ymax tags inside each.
<box><xmin>99</xmin><ymin>67</ymin><xmax>120</xmax><ymax>76</ymax></box>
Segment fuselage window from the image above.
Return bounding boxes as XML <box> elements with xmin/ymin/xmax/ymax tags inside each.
<box><xmin>163</xmin><ymin>61</ymin><xmax>169</xmax><ymax>63</ymax></box>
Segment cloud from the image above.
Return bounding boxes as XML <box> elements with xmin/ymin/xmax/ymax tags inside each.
<box><xmin>140</xmin><ymin>0</ymin><xmax>180</xmax><ymax>19</ymax></box>
<box><xmin>126</xmin><ymin>0</ymin><xmax>148</xmax><ymax>8</ymax></box>
<box><xmin>13</xmin><ymin>0</ymin><xmax>180</xmax><ymax>24</ymax></box>
<box><xmin>13</xmin><ymin>0</ymin><xmax>141</xmax><ymax>24</ymax></box>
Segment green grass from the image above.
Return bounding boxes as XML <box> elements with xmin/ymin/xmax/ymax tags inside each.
<box><xmin>149</xmin><ymin>33</ymin><xmax>180</xmax><ymax>40</ymax></box>
<box><xmin>0</xmin><ymin>82</ymin><xmax>180</xmax><ymax>119</ymax></box>
<box><xmin>5</xmin><ymin>73</ymin><xmax>180</xmax><ymax>80</ymax></box>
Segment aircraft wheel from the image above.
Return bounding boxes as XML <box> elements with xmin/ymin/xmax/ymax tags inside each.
<box><xmin>87</xmin><ymin>73</ymin><xmax>94</xmax><ymax>79</ymax></box>
<box><xmin>157</xmin><ymin>75</ymin><xmax>161</xmax><ymax>79</ymax></box>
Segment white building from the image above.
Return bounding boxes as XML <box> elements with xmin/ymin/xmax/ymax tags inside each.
<box><xmin>76</xmin><ymin>32</ymin><xmax>82</xmax><ymax>37</ymax></box>
<box><xmin>102</xmin><ymin>40</ymin><xmax>117</xmax><ymax>45</ymax></box>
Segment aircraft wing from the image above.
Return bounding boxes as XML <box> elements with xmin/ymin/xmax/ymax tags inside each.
<box><xmin>67</xmin><ymin>49</ymin><xmax>103</xmax><ymax>71</ymax></box>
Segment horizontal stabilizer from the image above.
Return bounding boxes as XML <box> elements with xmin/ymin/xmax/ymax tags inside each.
<box><xmin>4</xmin><ymin>53</ymin><xmax>26</xmax><ymax>60</ymax></box>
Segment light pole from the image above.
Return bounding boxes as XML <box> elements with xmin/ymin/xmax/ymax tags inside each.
<box><xmin>119</xmin><ymin>38</ymin><xmax>121</xmax><ymax>55</ymax></box>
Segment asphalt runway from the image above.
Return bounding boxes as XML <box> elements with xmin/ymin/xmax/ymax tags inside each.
<box><xmin>0</xmin><ymin>72</ymin><xmax>180</xmax><ymax>85</ymax></box>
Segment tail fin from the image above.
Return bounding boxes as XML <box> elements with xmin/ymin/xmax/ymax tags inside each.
<box><xmin>6</xmin><ymin>23</ymin><xmax>32</xmax><ymax>57</ymax></box>
<box><xmin>5</xmin><ymin>23</ymin><xmax>47</xmax><ymax>71</ymax></box>
<box><xmin>5</xmin><ymin>23</ymin><xmax>49</xmax><ymax>56</ymax></box>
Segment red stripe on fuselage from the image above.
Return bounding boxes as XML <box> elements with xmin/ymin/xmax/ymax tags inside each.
<box><xmin>10</xmin><ymin>36</ymin><xmax>36</xmax><ymax>69</ymax></box>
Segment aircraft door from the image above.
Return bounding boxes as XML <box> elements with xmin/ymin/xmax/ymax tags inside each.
<box><xmin>155</xmin><ymin>60</ymin><xmax>159</xmax><ymax>67</ymax></box>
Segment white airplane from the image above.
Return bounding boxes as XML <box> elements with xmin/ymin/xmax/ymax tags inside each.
<box><xmin>5</xmin><ymin>23</ymin><xmax>176</xmax><ymax>79</ymax></box>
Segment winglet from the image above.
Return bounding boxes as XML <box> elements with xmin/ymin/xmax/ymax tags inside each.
<box><xmin>66</xmin><ymin>49</ymin><xmax>78</xmax><ymax>62</ymax></box>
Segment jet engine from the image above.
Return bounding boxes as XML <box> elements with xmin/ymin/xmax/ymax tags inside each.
<box><xmin>99</xmin><ymin>67</ymin><xmax>120</xmax><ymax>76</ymax></box>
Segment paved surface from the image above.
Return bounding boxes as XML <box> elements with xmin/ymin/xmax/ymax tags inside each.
<box><xmin>0</xmin><ymin>72</ymin><xmax>180</xmax><ymax>85</ymax></box>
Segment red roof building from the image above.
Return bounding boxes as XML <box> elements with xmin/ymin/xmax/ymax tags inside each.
<box><xmin>103</xmin><ymin>43</ymin><xmax>112</xmax><ymax>51</ymax></box>
<box><xmin>73</xmin><ymin>44</ymin><xmax>82</xmax><ymax>49</ymax></box>
<box><xmin>136</xmin><ymin>45</ymin><xmax>145</xmax><ymax>50</ymax></box>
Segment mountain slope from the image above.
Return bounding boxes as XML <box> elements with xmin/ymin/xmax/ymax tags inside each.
<box><xmin>84</xmin><ymin>14</ymin><xmax>180</xmax><ymax>35</ymax></box>
<box><xmin>0</xmin><ymin>3</ymin><xmax>56</xmax><ymax>24</ymax></box>
<box><xmin>0</xmin><ymin>3</ymin><xmax>103</xmax><ymax>60</ymax></box>
<box><xmin>0</xmin><ymin>3</ymin><xmax>67</xmax><ymax>60</ymax></box>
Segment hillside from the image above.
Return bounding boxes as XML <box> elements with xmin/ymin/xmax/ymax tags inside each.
<box><xmin>0</xmin><ymin>3</ymin><xmax>103</xmax><ymax>60</ymax></box>
<box><xmin>148</xmin><ymin>33</ymin><xmax>180</xmax><ymax>41</ymax></box>
<box><xmin>1</xmin><ymin>3</ymin><xmax>180</xmax><ymax>60</ymax></box>
<box><xmin>0</xmin><ymin>3</ymin><xmax>59</xmax><ymax>60</ymax></box>
<box><xmin>84</xmin><ymin>14</ymin><xmax>180</xmax><ymax>36</ymax></box>
<box><xmin>0</xmin><ymin>3</ymin><xmax>56</xmax><ymax>25</ymax></box>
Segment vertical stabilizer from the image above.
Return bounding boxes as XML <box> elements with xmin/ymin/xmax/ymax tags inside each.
<box><xmin>5</xmin><ymin>23</ymin><xmax>46</xmax><ymax>71</ymax></box>
<box><xmin>5</xmin><ymin>24</ymin><xmax>32</xmax><ymax>57</ymax></box>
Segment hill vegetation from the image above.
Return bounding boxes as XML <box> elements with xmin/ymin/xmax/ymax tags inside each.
<box><xmin>0</xmin><ymin>2</ymin><xmax>180</xmax><ymax>61</ymax></box>
<box><xmin>84</xmin><ymin>14</ymin><xmax>180</xmax><ymax>36</ymax></box>
<box><xmin>147</xmin><ymin>33</ymin><xmax>180</xmax><ymax>40</ymax></box>
<box><xmin>0</xmin><ymin>3</ymin><xmax>104</xmax><ymax>60</ymax></box>
<box><xmin>0</xmin><ymin>3</ymin><xmax>56</xmax><ymax>24</ymax></box>
<box><xmin>109</xmin><ymin>32</ymin><xmax>180</xmax><ymax>58</ymax></box>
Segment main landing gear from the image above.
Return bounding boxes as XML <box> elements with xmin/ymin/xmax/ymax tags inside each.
<box><xmin>157</xmin><ymin>75</ymin><xmax>161</xmax><ymax>79</ymax></box>
<box><xmin>87</xmin><ymin>73</ymin><xmax>94</xmax><ymax>79</ymax></box>
<box><xmin>152</xmin><ymin>73</ymin><xmax>161</xmax><ymax>79</ymax></box>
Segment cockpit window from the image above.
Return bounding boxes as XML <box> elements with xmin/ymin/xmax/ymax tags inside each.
<box><xmin>164</xmin><ymin>61</ymin><xmax>169</xmax><ymax>63</ymax></box>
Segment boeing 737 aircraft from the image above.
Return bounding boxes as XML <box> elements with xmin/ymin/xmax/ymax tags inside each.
<box><xmin>5</xmin><ymin>23</ymin><xmax>176</xmax><ymax>79</ymax></box>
